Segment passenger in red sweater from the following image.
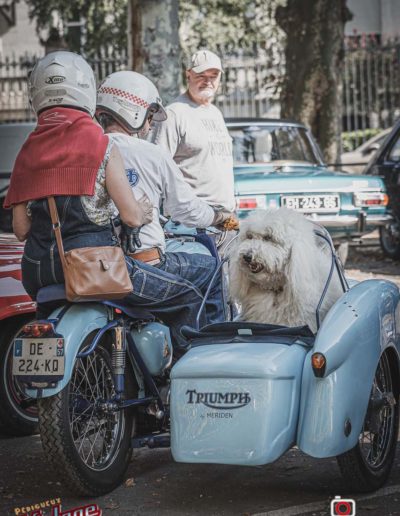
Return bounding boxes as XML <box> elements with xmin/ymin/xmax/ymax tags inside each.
<box><xmin>8</xmin><ymin>51</ymin><xmax>213</xmax><ymax>349</ymax></box>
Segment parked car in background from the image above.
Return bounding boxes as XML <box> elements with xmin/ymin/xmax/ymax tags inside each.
<box><xmin>227</xmin><ymin>119</ymin><xmax>391</xmax><ymax>255</ymax></box>
<box><xmin>340</xmin><ymin>128</ymin><xmax>391</xmax><ymax>173</ymax></box>
<box><xmin>0</xmin><ymin>123</ymin><xmax>38</xmax><ymax>435</ymax></box>
<box><xmin>0</xmin><ymin>122</ymin><xmax>35</xmax><ymax>232</ymax></box>
<box><xmin>0</xmin><ymin>234</ymin><xmax>36</xmax><ymax>435</ymax></box>
<box><xmin>364</xmin><ymin>119</ymin><xmax>400</xmax><ymax>259</ymax></box>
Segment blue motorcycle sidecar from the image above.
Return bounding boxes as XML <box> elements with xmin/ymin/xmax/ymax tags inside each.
<box><xmin>170</xmin><ymin>231</ymin><xmax>400</xmax><ymax>493</ymax></box>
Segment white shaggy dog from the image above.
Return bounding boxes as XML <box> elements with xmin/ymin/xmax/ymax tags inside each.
<box><xmin>229</xmin><ymin>208</ymin><xmax>343</xmax><ymax>332</ymax></box>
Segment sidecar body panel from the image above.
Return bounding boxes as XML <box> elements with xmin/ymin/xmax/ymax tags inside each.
<box><xmin>297</xmin><ymin>279</ymin><xmax>400</xmax><ymax>457</ymax></box>
<box><xmin>171</xmin><ymin>278</ymin><xmax>400</xmax><ymax>466</ymax></box>
<box><xmin>171</xmin><ymin>340</ymin><xmax>309</xmax><ymax>465</ymax></box>
<box><xmin>24</xmin><ymin>303</ymin><xmax>108</xmax><ymax>398</ymax></box>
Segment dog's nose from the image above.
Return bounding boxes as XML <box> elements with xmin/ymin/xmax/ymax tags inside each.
<box><xmin>242</xmin><ymin>253</ymin><xmax>253</xmax><ymax>263</ymax></box>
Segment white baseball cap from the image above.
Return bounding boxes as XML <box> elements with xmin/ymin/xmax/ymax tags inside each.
<box><xmin>188</xmin><ymin>50</ymin><xmax>223</xmax><ymax>73</ymax></box>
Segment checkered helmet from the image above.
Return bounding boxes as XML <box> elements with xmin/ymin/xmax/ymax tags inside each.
<box><xmin>29</xmin><ymin>51</ymin><xmax>96</xmax><ymax>116</ymax></box>
<box><xmin>96</xmin><ymin>71</ymin><xmax>167</xmax><ymax>133</ymax></box>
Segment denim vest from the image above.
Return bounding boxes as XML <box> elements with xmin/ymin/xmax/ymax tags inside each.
<box><xmin>22</xmin><ymin>195</ymin><xmax>116</xmax><ymax>299</ymax></box>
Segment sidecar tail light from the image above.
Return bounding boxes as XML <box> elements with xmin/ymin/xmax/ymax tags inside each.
<box><xmin>311</xmin><ymin>352</ymin><xmax>326</xmax><ymax>377</ymax></box>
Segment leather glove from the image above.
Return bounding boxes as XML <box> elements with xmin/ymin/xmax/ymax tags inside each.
<box><xmin>120</xmin><ymin>223</ymin><xmax>142</xmax><ymax>255</ymax></box>
<box><xmin>212</xmin><ymin>208</ymin><xmax>240</xmax><ymax>231</ymax></box>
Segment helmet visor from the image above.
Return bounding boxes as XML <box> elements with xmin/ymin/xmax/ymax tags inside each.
<box><xmin>149</xmin><ymin>102</ymin><xmax>167</xmax><ymax>122</ymax></box>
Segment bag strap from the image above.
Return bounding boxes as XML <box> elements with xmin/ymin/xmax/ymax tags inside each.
<box><xmin>47</xmin><ymin>197</ymin><xmax>67</xmax><ymax>269</ymax></box>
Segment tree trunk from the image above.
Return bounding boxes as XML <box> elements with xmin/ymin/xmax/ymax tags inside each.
<box><xmin>128</xmin><ymin>0</ymin><xmax>181</xmax><ymax>105</ymax></box>
<box><xmin>276</xmin><ymin>0</ymin><xmax>352</xmax><ymax>163</ymax></box>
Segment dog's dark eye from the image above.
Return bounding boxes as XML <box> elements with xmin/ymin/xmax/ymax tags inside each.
<box><xmin>263</xmin><ymin>235</ymin><xmax>271</xmax><ymax>241</ymax></box>
<box><xmin>246</xmin><ymin>233</ymin><xmax>253</xmax><ymax>239</ymax></box>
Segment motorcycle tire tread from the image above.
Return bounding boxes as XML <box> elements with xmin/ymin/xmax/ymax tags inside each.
<box><xmin>38</xmin><ymin>339</ymin><xmax>136</xmax><ymax>496</ymax></box>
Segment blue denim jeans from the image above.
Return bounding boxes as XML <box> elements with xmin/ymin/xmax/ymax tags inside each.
<box><xmin>124</xmin><ymin>255</ymin><xmax>216</xmax><ymax>349</ymax></box>
<box><xmin>159</xmin><ymin>252</ymin><xmax>224</xmax><ymax>325</ymax></box>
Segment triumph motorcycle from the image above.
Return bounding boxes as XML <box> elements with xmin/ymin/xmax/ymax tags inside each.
<box><xmin>11</xmin><ymin>227</ymin><xmax>400</xmax><ymax>496</ymax></box>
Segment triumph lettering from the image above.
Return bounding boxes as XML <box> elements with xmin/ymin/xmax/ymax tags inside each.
<box><xmin>186</xmin><ymin>389</ymin><xmax>251</xmax><ymax>409</ymax></box>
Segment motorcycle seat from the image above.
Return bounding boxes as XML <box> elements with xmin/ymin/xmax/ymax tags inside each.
<box><xmin>36</xmin><ymin>284</ymin><xmax>155</xmax><ymax>321</ymax></box>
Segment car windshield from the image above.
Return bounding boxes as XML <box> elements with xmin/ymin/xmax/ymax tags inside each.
<box><xmin>229</xmin><ymin>125</ymin><xmax>320</xmax><ymax>166</ymax></box>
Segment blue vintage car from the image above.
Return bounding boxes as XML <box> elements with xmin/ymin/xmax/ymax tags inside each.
<box><xmin>228</xmin><ymin>119</ymin><xmax>391</xmax><ymax>243</ymax></box>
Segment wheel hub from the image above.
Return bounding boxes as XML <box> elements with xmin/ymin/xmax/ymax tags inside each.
<box><xmin>366</xmin><ymin>388</ymin><xmax>395</xmax><ymax>434</ymax></box>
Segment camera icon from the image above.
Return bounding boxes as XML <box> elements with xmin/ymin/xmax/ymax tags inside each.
<box><xmin>330</xmin><ymin>496</ymin><xmax>356</xmax><ymax>515</ymax></box>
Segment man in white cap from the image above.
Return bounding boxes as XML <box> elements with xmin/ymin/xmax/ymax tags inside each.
<box><xmin>149</xmin><ymin>49</ymin><xmax>235</xmax><ymax>215</ymax></box>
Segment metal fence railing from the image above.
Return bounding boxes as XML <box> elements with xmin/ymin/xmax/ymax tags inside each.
<box><xmin>1</xmin><ymin>40</ymin><xmax>399</xmax><ymax>148</ymax></box>
<box><xmin>0</xmin><ymin>48</ymin><xmax>128</xmax><ymax>122</ymax></box>
<box><xmin>0</xmin><ymin>54</ymin><xmax>38</xmax><ymax>122</ymax></box>
<box><xmin>342</xmin><ymin>37</ymin><xmax>400</xmax><ymax>148</ymax></box>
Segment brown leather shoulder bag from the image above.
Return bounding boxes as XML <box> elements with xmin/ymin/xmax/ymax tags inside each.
<box><xmin>48</xmin><ymin>197</ymin><xmax>133</xmax><ymax>302</ymax></box>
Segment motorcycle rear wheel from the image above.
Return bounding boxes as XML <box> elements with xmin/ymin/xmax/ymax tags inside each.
<box><xmin>336</xmin><ymin>351</ymin><xmax>399</xmax><ymax>492</ymax></box>
<box><xmin>38</xmin><ymin>336</ymin><xmax>136</xmax><ymax>496</ymax></box>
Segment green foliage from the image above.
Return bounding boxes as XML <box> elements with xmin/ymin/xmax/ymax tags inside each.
<box><xmin>179</xmin><ymin>0</ymin><xmax>285</xmax><ymax>56</ymax></box>
<box><xmin>341</xmin><ymin>128</ymin><xmax>383</xmax><ymax>152</ymax></box>
<box><xmin>27</xmin><ymin>0</ymin><xmax>127</xmax><ymax>56</ymax></box>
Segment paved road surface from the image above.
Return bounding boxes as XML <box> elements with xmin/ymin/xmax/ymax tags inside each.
<box><xmin>2</xmin><ymin>244</ymin><xmax>400</xmax><ymax>516</ymax></box>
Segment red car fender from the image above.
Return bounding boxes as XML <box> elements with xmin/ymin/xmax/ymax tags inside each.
<box><xmin>0</xmin><ymin>235</ymin><xmax>36</xmax><ymax>322</ymax></box>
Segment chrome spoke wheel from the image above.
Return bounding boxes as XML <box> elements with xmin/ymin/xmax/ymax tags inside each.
<box><xmin>337</xmin><ymin>351</ymin><xmax>399</xmax><ymax>492</ymax></box>
<box><xmin>359</xmin><ymin>353</ymin><xmax>396</xmax><ymax>470</ymax></box>
<box><xmin>69</xmin><ymin>347</ymin><xmax>124</xmax><ymax>471</ymax></box>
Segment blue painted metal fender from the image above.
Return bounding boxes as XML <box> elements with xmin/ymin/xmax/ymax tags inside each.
<box><xmin>25</xmin><ymin>303</ymin><xmax>108</xmax><ymax>399</ymax></box>
<box><xmin>297</xmin><ymin>279</ymin><xmax>400</xmax><ymax>458</ymax></box>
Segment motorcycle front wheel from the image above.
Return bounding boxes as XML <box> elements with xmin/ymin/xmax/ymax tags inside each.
<box><xmin>38</xmin><ymin>336</ymin><xmax>136</xmax><ymax>496</ymax></box>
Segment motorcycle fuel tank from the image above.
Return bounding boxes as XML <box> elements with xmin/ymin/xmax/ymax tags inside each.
<box><xmin>131</xmin><ymin>322</ymin><xmax>172</xmax><ymax>375</ymax></box>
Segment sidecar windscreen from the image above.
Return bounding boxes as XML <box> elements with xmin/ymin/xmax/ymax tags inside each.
<box><xmin>181</xmin><ymin>321</ymin><xmax>315</xmax><ymax>347</ymax></box>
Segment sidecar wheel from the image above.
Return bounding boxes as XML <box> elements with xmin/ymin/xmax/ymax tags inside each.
<box><xmin>38</xmin><ymin>337</ymin><xmax>136</xmax><ymax>496</ymax></box>
<box><xmin>336</xmin><ymin>352</ymin><xmax>399</xmax><ymax>492</ymax></box>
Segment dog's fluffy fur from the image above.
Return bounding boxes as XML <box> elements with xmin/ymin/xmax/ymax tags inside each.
<box><xmin>229</xmin><ymin>208</ymin><xmax>343</xmax><ymax>332</ymax></box>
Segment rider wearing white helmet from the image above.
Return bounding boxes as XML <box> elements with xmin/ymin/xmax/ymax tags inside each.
<box><xmin>96</xmin><ymin>71</ymin><xmax>232</xmax><ymax>324</ymax></box>
<box><xmin>97</xmin><ymin>70</ymin><xmax>167</xmax><ymax>136</ymax></box>
<box><xmin>28</xmin><ymin>50</ymin><xmax>97</xmax><ymax>117</ymax></box>
<box><xmin>9</xmin><ymin>53</ymin><xmax>218</xmax><ymax>350</ymax></box>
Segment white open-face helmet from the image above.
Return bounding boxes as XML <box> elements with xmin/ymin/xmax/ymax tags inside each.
<box><xmin>29</xmin><ymin>51</ymin><xmax>96</xmax><ymax>117</ymax></box>
<box><xmin>96</xmin><ymin>71</ymin><xmax>167</xmax><ymax>133</ymax></box>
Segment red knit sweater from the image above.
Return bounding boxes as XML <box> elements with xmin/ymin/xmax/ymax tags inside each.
<box><xmin>4</xmin><ymin>107</ymin><xmax>109</xmax><ymax>208</ymax></box>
